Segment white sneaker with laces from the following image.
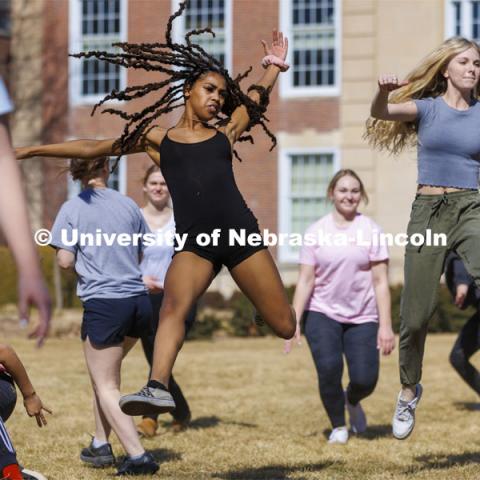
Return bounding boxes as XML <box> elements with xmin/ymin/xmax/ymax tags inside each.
<box><xmin>392</xmin><ymin>384</ymin><xmax>423</xmax><ymax>440</ymax></box>
<box><xmin>328</xmin><ymin>426</ymin><xmax>349</xmax><ymax>444</ymax></box>
<box><xmin>345</xmin><ymin>390</ymin><xmax>367</xmax><ymax>434</ymax></box>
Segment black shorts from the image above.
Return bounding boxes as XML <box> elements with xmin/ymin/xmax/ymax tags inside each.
<box><xmin>0</xmin><ymin>374</ymin><xmax>16</xmax><ymax>422</ymax></box>
<box><xmin>82</xmin><ymin>294</ymin><xmax>153</xmax><ymax>346</ymax></box>
<box><xmin>174</xmin><ymin>226</ymin><xmax>267</xmax><ymax>274</ymax></box>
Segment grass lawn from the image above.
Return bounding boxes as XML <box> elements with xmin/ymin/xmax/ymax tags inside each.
<box><xmin>6</xmin><ymin>334</ymin><xmax>480</xmax><ymax>479</ymax></box>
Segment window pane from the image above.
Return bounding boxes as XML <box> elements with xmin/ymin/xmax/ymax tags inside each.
<box><xmin>291</xmin><ymin>0</ymin><xmax>336</xmax><ymax>88</ymax></box>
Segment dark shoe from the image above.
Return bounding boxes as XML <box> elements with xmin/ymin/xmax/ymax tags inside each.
<box><xmin>21</xmin><ymin>468</ymin><xmax>47</xmax><ymax>480</ymax></box>
<box><xmin>120</xmin><ymin>385</ymin><xmax>175</xmax><ymax>416</ymax></box>
<box><xmin>116</xmin><ymin>452</ymin><xmax>159</xmax><ymax>476</ymax></box>
<box><xmin>80</xmin><ymin>440</ymin><xmax>115</xmax><ymax>467</ymax></box>
<box><xmin>171</xmin><ymin>411</ymin><xmax>191</xmax><ymax>433</ymax></box>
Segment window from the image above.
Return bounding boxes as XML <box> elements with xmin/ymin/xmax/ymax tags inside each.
<box><xmin>0</xmin><ymin>0</ymin><xmax>11</xmax><ymax>36</ymax></box>
<box><xmin>278</xmin><ymin>148</ymin><xmax>339</xmax><ymax>262</ymax></box>
<box><xmin>446</xmin><ymin>0</ymin><xmax>480</xmax><ymax>40</ymax></box>
<box><xmin>280</xmin><ymin>0</ymin><xmax>341</xmax><ymax>98</ymax></box>
<box><xmin>171</xmin><ymin>0</ymin><xmax>232</xmax><ymax>71</ymax></box>
<box><xmin>69</xmin><ymin>0</ymin><xmax>127</xmax><ymax>105</ymax></box>
<box><xmin>67</xmin><ymin>157</ymin><xmax>127</xmax><ymax>198</ymax></box>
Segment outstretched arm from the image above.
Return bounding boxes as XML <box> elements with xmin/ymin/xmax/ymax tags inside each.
<box><xmin>224</xmin><ymin>30</ymin><xmax>288</xmax><ymax>143</ymax></box>
<box><xmin>370</xmin><ymin>74</ymin><xmax>417</xmax><ymax>121</ymax></box>
<box><xmin>15</xmin><ymin>138</ymin><xmax>127</xmax><ymax>160</ymax></box>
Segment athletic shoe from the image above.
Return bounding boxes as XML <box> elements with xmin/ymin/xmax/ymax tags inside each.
<box><xmin>115</xmin><ymin>452</ymin><xmax>159</xmax><ymax>476</ymax></box>
<box><xmin>136</xmin><ymin>417</ymin><xmax>158</xmax><ymax>438</ymax></box>
<box><xmin>21</xmin><ymin>468</ymin><xmax>47</xmax><ymax>480</ymax></box>
<box><xmin>327</xmin><ymin>426</ymin><xmax>349</xmax><ymax>444</ymax></box>
<box><xmin>80</xmin><ymin>440</ymin><xmax>115</xmax><ymax>467</ymax></box>
<box><xmin>171</xmin><ymin>411</ymin><xmax>192</xmax><ymax>433</ymax></box>
<box><xmin>392</xmin><ymin>384</ymin><xmax>423</xmax><ymax>440</ymax></box>
<box><xmin>119</xmin><ymin>385</ymin><xmax>175</xmax><ymax>416</ymax></box>
<box><xmin>345</xmin><ymin>390</ymin><xmax>367</xmax><ymax>434</ymax></box>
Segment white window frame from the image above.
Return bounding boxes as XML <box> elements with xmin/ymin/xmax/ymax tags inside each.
<box><xmin>445</xmin><ymin>0</ymin><xmax>480</xmax><ymax>38</ymax></box>
<box><xmin>278</xmin><ymin>146</ymin><xmax>340</xmax><ymax>263</ymax></box>
<box><xmin>69</xmin><ymin>0</ymin><xmax>128</xmax><ymax>106</ymax></box>
<box><xmin>279</xmin><ymin>0</ymin><xmax>341</xmax><ymax>99</ymax></box>
<box><xmin>170</xmin><ymin>0</ymin><xmax>233</xmax><ymax>72</ymax></box>
<box><xmin>67</xmin><ymin>156</ymin><xmax>127</xmax><ymax>198</ymax></box>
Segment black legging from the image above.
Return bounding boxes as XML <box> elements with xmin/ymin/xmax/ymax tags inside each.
<box><xmin>141</xmin><ymin>292</ymin><xmax>196</xmax><ymax>422</ymax></box>
<box><xmin>449</xmin><ymin>312</ymin><xmax>480</xmax><ymax>395</ymax></box>
<box><xmin>304</xmin><ymin>312</ymin><xmax>379</xmax><ymax>428</ymax></box>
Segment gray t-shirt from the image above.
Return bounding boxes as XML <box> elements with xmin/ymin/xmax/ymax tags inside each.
<box><xmin>51</xmin><ymin>187</ymin><xmax>148</xmax><ymax>301</ymax></box>
<box><xmin>415</xmin><ymin>96</ymin><xmax>480</xmax><ymax>189</ymax></box>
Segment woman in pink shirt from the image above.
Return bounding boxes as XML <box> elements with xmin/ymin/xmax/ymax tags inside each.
<box><xmin>286</xmin><ymin>169</ymin><xmax>395</xmax><ymax>444</ymax></box>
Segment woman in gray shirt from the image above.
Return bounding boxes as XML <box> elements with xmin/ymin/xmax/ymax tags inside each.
<box><xmin>367</xmin><ymin>37</ymin><xmax>480</xmax><ymax>440</ymax></box>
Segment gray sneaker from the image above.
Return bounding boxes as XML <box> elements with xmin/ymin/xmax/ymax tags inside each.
<box><xmin>392</xmin><ymin>384</ymin><xmax>423</xmax><ymax>440</ymax></box>
<box><xmin>119</xmin><ymin>385</ymin><xmax>175</xmax><ymax>416</ymax></box>
<box><xmin>345</xmin><ymin>390</ymin><xmax>367</xmax><ymax>434</ymax></box>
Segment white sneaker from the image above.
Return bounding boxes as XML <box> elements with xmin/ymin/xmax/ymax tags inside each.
<box><xmin>345</xmin><ymin>391</ymin><xmax>367</xmax><ymax>434</ymax></box>
<box><xmin>328</xmin><ymin>426</ymin><xmax>349</xmax><ymax>444</ymax></box>
<box><xmin>392</xmin><ymin>384</ymin><xmax>423</xmax><ymax>440</ymax></box>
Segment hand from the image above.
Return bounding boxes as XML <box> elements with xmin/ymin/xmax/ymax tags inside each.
<box><xmin>17</xmin><ymin>272</ymin><xmax>52</xmax><ymax>348</ymax></box>
<box><xmin>261</xmin><ymin>29</ymin><xmax>288</xmax><ymax>61</ymax></box>
<box><xmin>142</xmin><ymin>275</ymin><xmax>164</xmax><ymax>294</ymax></box>
<box><xmin>377</xmin><ymin>324</ymin><xmax>395</xmax><ymax>356</ymax></box>
<box><xmin>14</xmin><ymin>147</ymin><xmax>30</xmax><ymax>160</ymax></box>
<box><xmin>378</xmin><ymin>74</ymin><xmax>409</xmax><ymax>93</ymax></box>
<box><xmin>284</xmin><ymin>322</ymin><xmax>301</xmax><ymax>354</ymax></box>
<box><xmin>23</xmin><ymin>393</ymin><xmax>52</xmax><ymax>427</ymax></box>
<box><xmin>455</xmin><ymin>284</ymin><xmax>469</xmax><ymax>308</ymax></box>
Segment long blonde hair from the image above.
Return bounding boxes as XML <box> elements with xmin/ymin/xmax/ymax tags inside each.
<box><xmin>365</xmin><ymin>37</ymin><xmax>480</xmax><ymax>154</ymax></box>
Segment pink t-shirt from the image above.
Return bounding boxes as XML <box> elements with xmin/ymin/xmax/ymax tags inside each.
<box><xmin>299</xmin><ymin>213</ymin><xmax>389</xmax><ymax>324</ymax></box>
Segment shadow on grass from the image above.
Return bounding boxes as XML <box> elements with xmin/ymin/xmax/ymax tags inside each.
<box><xmin>453</xmin><ymin>401</ymin><xmax>480</xmax><ymax>411</ymax></box>
<box><xmin>160</xmin><ymin>415</ymin><xmax>257</xmax><ymax>431</ymax></box>
<box><xmin>212</xmin><ymin>461</ymin><xmax>336</xmax><ymax>480</ymax></box>
<box><xmin>321</xmin><ymin>424</ymin><xmax>391</xmax><ymax>440</ymax></box>
<box><xmin>148</xmin><ymin>448</ymin><xmax>182</xmax><ymax>463</ymax></box>
<box><xmin>404</xmin><ymin>451</ymin><xmax>480</xmax><ymax>474</ymax></box>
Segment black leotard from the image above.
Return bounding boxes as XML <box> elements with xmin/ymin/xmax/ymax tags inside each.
<box><xmin>159</xmin><ymin>129</ymin><xmax>266</xmax><ymax>271</ymax></box>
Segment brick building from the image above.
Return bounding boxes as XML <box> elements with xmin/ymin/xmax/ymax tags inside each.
<box><xmin>5</xmin><ymin>0</ymin><xmax>478</xmax><ymax>293</ymax></box>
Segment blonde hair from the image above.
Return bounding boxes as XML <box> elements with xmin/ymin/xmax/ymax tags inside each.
<box><xmin>327</xmin><ymin>169</ymin><xmax>369</xmax><ymax>205</ymax></box>
<box><xmin>365</xmin><ymin>37</ymin><xmax>480</xmax><ymax>154</ymax></box>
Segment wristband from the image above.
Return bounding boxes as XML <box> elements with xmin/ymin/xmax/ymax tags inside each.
<box><xmin>261</xmin><ymin>55</ymin><xmax>290</xmax><ymax>72</ymax></box>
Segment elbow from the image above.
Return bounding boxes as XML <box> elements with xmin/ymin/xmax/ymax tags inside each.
<box><xmin>57</xmin><ymin>259</ymin><xmax>74</xmax><ymax>270</ymax></box>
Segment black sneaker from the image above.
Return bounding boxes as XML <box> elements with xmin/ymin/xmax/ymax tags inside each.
<box><xmin>116</xmin><ymin>452</ymin><xmax>159</xmax><ymax>476</ymax></box>
<box><xmin>21</xmin><ymin>468</ymin><xmax>47</xmax><ymax>480</ymax></box>
<box><xmin>80</xmin><ymin>440</ymin><xmax>115</xmax><ymax>467</ymax></box>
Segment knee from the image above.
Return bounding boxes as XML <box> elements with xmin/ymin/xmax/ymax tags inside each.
<box><xmin>349</xmin><ymin>377</ymin><xmax>377</xmax><ymax>396</ymax></box>
<box><xmin>274</xmin><ymin>307</ymin><xmax>296</xmax><ymax>339</ymax></box>
<box><xmin>449</xmin><ymin>348</ymin><xmax>467</xmax><ymax>370</ymax></box>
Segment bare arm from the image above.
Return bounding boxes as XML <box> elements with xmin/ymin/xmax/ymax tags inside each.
<box><xmin>370</xmin><ymin>74</ymin><xmax>417</xmax><ymax>121</ymax></box>
<box><xmin>0</xmin><ymin>344</ymin><xmax>52</xmax><ymax>426</ymax></box>
<box><xmin>56</xmin><ymin>249</ymin><xmax>75</xmax><ymax>270</ymax></box>
<box><xmin>0</xmin><ymin>116</ymin><xmax>51</xmax><ymax>345</ymax></box>
<box><xmin>224</xmin><ymin>30</ymin><xmax>288</xmax><ymax>144</ymax></box>
<box><xmin>371</xmin><ymin>260</ymin><xmax>395</xmax><ymax>356</ymax></box>
<box><xmin>284</xmin><ymin>263</ymin><xmax>315</xmax><ymax>353</ymax></box>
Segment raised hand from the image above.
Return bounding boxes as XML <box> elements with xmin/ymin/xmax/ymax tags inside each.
<box><xmin>378</xmin><ymin>74</ymin><xmax>409</xmax><ymax>93</ymax></box>
<box><xmin>261</xmin><ymin>29</ymin><xmax>288</xmax><ymax>61</ymax></box>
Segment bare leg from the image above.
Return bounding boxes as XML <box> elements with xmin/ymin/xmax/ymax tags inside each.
<box><xmin>90</xmin><ymin>339</ymin><xmax>136</xmax><ymax>442</ymax></box>
<box><xmin>230</xmin><ymin>250</ymin><xmax>296</xmax><ymax>339</ymax></box>
<box><xmin>83</xmin><ymin>336</ymin><xmax>144</xmax><ymax>457</ymax></box>
<box><xmin>150</xmin><ymin>252</ymin><xmax>215</xmax><ymax>385</ymax></box>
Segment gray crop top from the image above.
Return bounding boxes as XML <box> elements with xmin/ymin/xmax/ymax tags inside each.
<box><xmin>414</xmin><ymin>96</ymin><xmax>480</xmax><ymax>189</ymax></box>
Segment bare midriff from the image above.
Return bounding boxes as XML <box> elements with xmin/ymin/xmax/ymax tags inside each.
<box><xmin>417</xmin><ymin>184</ymin><xmax>476</xmax><ymax>195</ymax></box>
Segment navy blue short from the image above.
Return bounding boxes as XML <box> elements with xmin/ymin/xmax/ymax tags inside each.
<box><xmin>82</xmin><ymin>294</ymin><xmax>153</xmax><ymax>346</ymax></box>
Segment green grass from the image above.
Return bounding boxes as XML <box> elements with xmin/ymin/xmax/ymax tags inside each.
<box><xmin>6</xmin><ymin>334</ymin><xmax>480</xmax><ymax>479</ymax></box>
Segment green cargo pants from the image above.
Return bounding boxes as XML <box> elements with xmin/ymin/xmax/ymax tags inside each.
<box><xmin>400</xmin><ymin>190</ymin><xmax>480</xmax><ymax>386</ymax></box>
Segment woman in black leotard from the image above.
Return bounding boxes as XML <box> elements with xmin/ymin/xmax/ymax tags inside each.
<box><xmin>16</xmin><ymin>3</ymin><xmax>296</xmax><ymax>416</ymax></box>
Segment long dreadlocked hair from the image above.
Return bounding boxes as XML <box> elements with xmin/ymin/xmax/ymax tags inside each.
<box><xmin>70</xmin><ymin>1</ymin><xmax>275</xmax><ymax>170</ymax></box>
